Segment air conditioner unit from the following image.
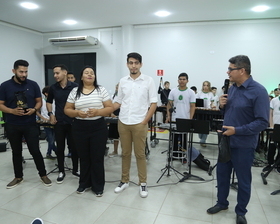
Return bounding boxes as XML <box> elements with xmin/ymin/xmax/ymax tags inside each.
<box><xmin>48</xmin><ymin>36</ymin><xmax>98</xmax><ymax>46</ymax></box>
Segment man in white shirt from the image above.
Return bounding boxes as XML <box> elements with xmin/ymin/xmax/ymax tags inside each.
<box><xmin>113</xmin><ymin>52</ymin><xmax>157</xmax><ymax>198</ymax></box>
<box><xmin>262</xmin><ymin>96</ymin><xmax>280</xmax><ymax>173</ymax></box>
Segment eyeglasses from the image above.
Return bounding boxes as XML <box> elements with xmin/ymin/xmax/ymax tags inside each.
<box><xmin>228</xmin><ymin>67</ymin><xmax>242</xmax><ymax>72</ymax></box>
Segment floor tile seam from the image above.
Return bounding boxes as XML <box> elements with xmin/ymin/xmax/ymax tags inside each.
<box><xmin>0</xmin><ymin>207</ymin><xmax>38</xmax><ymax>219</ymax></box>
<box><xmin>0</xmin><ymin>181</ymin><xmax>43</xmax><ymax>207</ymax></box>
<box><xmin>110</xmin><ymin>202</ymin><xmax>160</xmax><ymax>214</ymax></box>
<box><xmin>157</xmin><ymin>184</ymin><xmax>172</xmax><ymax>214</ymax></box>
<box><xmin>167</xmin><ymin>190</ymin><xmax>214</xmax><ymax>200</ymax></box>
<box><xmin>158</xmin><ymin>210</ymin><xmax>212</xmax><ymax>223</ymax></box>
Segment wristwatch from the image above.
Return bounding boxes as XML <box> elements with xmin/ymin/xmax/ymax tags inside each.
<box><xmin>48</xmin><ymin>112</ymin><xmax>53</xmax><ymax>116</ymax></box>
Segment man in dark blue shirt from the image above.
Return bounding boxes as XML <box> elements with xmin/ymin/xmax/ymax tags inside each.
<box><xmin>0</xmin><ymin>59</ymin><xmax>52</xmax><ymax>188</ymax></box>
<box><xmin>46</xmin><ymin>64</ymin><xmax>79</xmax><ymax>184</ymax></box>
<box><xmin>207</xmin><ymin>55</ymin><xmax>269</xmax><ymax>224</ymax></box>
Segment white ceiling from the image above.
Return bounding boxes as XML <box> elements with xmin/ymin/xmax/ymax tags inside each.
<box><xmin>0</xmin><ymin>0</ymin><xmax>280</xmax><ymax>33</ymax></box>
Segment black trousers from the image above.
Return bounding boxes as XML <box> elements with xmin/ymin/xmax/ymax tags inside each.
<box><xmin>72</xmin><ymin>118</ymin><xmax>107</xmax><ymax>193</ymax></box>
<box><xmin>6</xmin><ymin>123</ymin><xmax>46</xmax><ymax>178</ymax></box>
<box><xmin>54</xmin><ymin>124</ymin><xmax>79</xmax><ymax>173</ymax></box>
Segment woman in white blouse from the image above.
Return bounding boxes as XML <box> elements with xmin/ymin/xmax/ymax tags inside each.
<box><xmin>196</xmin><ymin>81</ymin><xmax>214</xmax><ymax>147</ymax></box>
<box><xmin>64</xmin><ymin>66</ymin><xmax>113</xmax><ymax>196</ymax></box>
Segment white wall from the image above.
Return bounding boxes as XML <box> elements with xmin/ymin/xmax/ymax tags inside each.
<box><xmin>133</xmin><ymin>20</ymin><xmax>280</xmax><ymax>94</ymax></box>
<box><xmin>0</xmin><ymin>22</ymin><xmax>44</xmax><ymax>87</ymax></box>
<box><xmin>1</xmin><ymin>19</ymin><xmax>280</xmax><ymax>97</ymax></box>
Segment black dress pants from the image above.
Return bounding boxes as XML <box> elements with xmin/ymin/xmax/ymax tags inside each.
<box><xmin>54</xmin><ymin>124</ymin><xmax>79</xmax><ymax>173</ymax></box>
<box><xmin>72</xmin><ymin>118</ymin><xmax>107</xmax><ymax>193</ymax></box>
<box><xmin>6</xmin><ymin>123</ymin><xmax>46</xmax><ymax>178</ymax></box>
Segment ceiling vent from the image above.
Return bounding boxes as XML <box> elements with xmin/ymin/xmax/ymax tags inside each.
<box><xmin>48</xmin><ymin>36</ymin><xmax>98</xmax><ymax>46</ymax></box>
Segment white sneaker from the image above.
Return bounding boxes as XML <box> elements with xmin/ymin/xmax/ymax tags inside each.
<box><xmin>139</xmin><ymin>183</ymin><xmax>148</xmax><ymax>198</ymax></box>
<box><xmin>108</xmin><ymin>152</ymin><xmax>118</xmax><ymax>158</ymax></box>
<box><xmin>114</xmin><ymin>182</ymin><xmax>129</xmax><ymax>193</ymax></box>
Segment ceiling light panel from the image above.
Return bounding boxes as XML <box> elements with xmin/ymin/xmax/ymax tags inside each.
<box><xmin>20</xmin><ymin>2</ymin><xmax>39</xmax><ymax>9</ymax></box>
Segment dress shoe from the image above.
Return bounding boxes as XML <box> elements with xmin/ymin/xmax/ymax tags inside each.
<box><xmin>207</xmin><ymin>204</ymin><xmax>228</xmax><ymax>214</ymax></box>
<box><xmin>236</xmin><ymin>214</ymin><xmax>247</xmax><ymax>224</ymax></box>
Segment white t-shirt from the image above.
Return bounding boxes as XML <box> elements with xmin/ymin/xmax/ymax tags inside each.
<box><xmin>168</xmin><ymin>87</ymin><xmax>196</xmax><ymax>121</ymax></box>
<box><xmin>67</xmin><ymin>86</ymin><xmax>110</xmax><ymax>120</ymax></box>
<box><xmin>41</xmin><ymin>96</ymin><xmax>55</xmax><ymax>119</ymax></box>
<box><xmin>212</xmin><ymin>94</ymin><xmax>219</xmax><ymax>108</ymax></box>
<box><xmin>117</xmin><ymin>73</ymin><xmax>158</xmax><ymax>125</ymax></box>
<box><xmin>196</xmin><ymin>91</ymin><xmax>214</xmax><ymax>109</ymax></box>
<box><xmin>270</xmin><ymin>96</ymin><xmax>280</xmax><ymax>125</ymax></box>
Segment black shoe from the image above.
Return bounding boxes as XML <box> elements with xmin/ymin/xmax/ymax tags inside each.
<box><xmin>56</xmin><ymin>172</ymin><xmax>65</xmax><ymax>184</ymax></box>
<box><xmin>262</xmin><ymin>164</ymin><xmax>272</xmax><ymax>172</ymax></box>
<box><xmin>76</xmin><ymin>187</ymin><xmax>86</xmax><ymax>194</ymax></box>
<box><xmin>72</xmin><ymin>171</ymin><xmax>80</xmax><ymax>177</ymax></box>
<box><xmin>236</xmin><ymin>214</ymin><xmax>247</xmax><ymax>224</ymax></box>
<box><xmin>94</xmin><ymin>191</ymin><xmax>103</xmax><ymax>197</ymax></box>
<box><xmin>207</xmin><ymin>205</ymin><xmax>228</xmax><ymax>214</ymax></box>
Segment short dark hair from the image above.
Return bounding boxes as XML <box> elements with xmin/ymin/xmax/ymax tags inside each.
<box><xmin>42</xmin><ymin>86</ymin><xmax>50</xmax><ymax>95</ymax></box>
<box><xmin>211</xmin><ymin>87</ymin><xmax>217</xmax><ymax>90</ymax></box>
<box><xmin>67</xmin><ymin>71</ymin><xmax>74</xmax><ymax>75</ymax></box>
<box><xmin>14</xmin><ymin>60</ymin><xmax>29</xmax><ymax>69</ymax></box>
<box><xmin>127</xmin><ymin>52</ymin><xmax>142</xmax><ymax>63</ymax></box>
<box><xmin>178</xmin><ymin>72</ymin><xmax>188</xmax><ymax>80</ymax></box>
<box><xmin>164</xmin><ymin>81</ymin><xmax>170</xmax><ymax>85</ymax></box>
<box><xmin>190</xmin><ymin>86</ymin><xmax>197</xmax><ymax>91</ymax></box>
<box><xmin>274</xmin><ymin>88</ymin><xmax>278</xmax><ymax>91</ymax></box>
<box><xmin>52</xmin><ymin>64</ymin><xmax>68</xmax><ymax>71</ymax></box>
<box><xmin>229</xmin><ymin>55</ymin><xmax>251</xmax><ymax>75</ymax></box>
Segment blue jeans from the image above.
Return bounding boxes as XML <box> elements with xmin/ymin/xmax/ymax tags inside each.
<box><xmin>216</xmin><ymin>147</ymin><xmax>255</xmax><ymax>215</ymax></box>
<box><xmin>6</xmin><ymin>123</ymin><xmax>47</xmax><ymax>178</ymax></box>
<box><xmin>44</xmin><ymin>127</ymin><xmax>56</xmax><ymax>155</ymax></box>
<box><xmin>198</xmin><ymin>133</ymin><xmax>208</xmax><ymax>143</ymax></box>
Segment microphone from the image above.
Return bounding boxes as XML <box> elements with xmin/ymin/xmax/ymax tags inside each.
<box><xmin>224</xmin><ymin>79</ymin><xmax>230</xmax><ymax>94</ymax></box>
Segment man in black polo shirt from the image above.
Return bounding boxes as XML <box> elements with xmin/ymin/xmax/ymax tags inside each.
<box><xmin>46</xmin><ymin>64</ymin><xmax>79</xmax><ymax>183</ymax></box>
<box><xmin>0</xmin><ymin>59</ymin><xmax>51</xmax><ymax>188</ymax></box>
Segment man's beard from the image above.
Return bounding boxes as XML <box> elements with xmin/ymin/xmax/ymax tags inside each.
<box><xmin>15</xmin><ymin>74</ymin><xmax>26</xmax><ymax>83</ymax></box>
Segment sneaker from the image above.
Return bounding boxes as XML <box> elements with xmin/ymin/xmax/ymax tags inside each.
<box><xmin>56</xmin><ymin>172</ymin><xmax>65</xmax><ymax>184</ymax></box>
<box><xmin>72</xmin><ymin>171</ymin><xmax>80</xmax><ymax>178</ymax></box>
<box><xmin>200</xmin><ymin>143</ymin><xmax>207</xmax><ymax>147</ymax></box>
<box><xmin>67</xmin><ymin>153</ymin><xmax>71</xmax><ymax>158</ymax></box>
<box><xmin>108</xmin><ymin>152</ymin><xmax>118</xmax><ymax>158</ymax></box>
<box><xmin>114</xmin><ymin>182</ymin><xmax>129</xmax><ymax>193</ymax></box>
<box><xmin>76</xmin><ymin>186</ymin><xmax>90</xmax><ymax>194</ymax></box>
<box><xmin>31</xmin><ymin>218</ymin><xmax>43</xmax><ymax>224</ymax></box>
<box><xmin>94</xmin><ymin>191</ymin><xmax>103</xmax><ymax>197</ymax></box>
<box><xmin>46</xmin><ymin>154</ymin><xmax>56</xmax><ymax>160</ymax></box>
<box><xmin>41</xmin><ymin>176</ymin><xmax>52</xmax><ymax>187</ymax></box>
<box><xmin>262</xmin><ymin>164</ymin><xmax>272</xmax><ymax>172</ymax></box>
<box><xmin>6</xmin><ymin>178</ymin><xmax>23</xmax><ymax>189</ymax></box>
<box><xmin>139</xmin><ymin>183</ymin><xmax>148</xmax><ymax>198</ymax></box>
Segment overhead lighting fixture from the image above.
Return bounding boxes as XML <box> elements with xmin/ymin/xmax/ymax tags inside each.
<box><xmin>63</xmin><ymin>20</ymin><xmax>77</xmax><ymax>25</ymax></box>
<box><xmin>252</xmin><ymin>5</ymin><xmax>269</xmax><ymax>12</ymax></box>
<box><xmin>155</xmin><ymin>11</ymin><xmax>171</xmax><ymax>17</ymax></box>
<box><xmin>20</xmin><ymin>2</ymin><xmax>39</xmax><ymax>9</ymax></box>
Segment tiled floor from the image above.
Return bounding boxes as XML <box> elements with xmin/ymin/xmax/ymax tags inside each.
<box><xmin>0</xmin><ymin>129</ymin><xmax>280</xmax><ymax>224</ymax></box>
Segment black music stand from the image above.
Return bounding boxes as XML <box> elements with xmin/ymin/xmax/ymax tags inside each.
<box><xmin>261</xmin><ymin>124</ymin><xmax>280</xmax><ymax>195</ymax></box>
<box><xmin>176</xmin><ymin>118</ymin><xmax>209</xmax><ymax>182</ymax></box>
<box><xmin>156</xmin><ymin>106</ymin><xmax>185</xmax><ymax>183</ymax></box>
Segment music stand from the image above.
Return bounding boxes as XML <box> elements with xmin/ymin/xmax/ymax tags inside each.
<box><xmin>176</xmin><ymin>118</ymin><xmax>209</xmax><ymax>182</ymax></box>
<box><xmin>156</xmin><ymin>106</ymin><xmax>185</xmax><ymax>183</ymax></box>
<box><xmin>261</xmin><ymin>124</ymin><xmax>280</xmax><ymax>195</ymax></box>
